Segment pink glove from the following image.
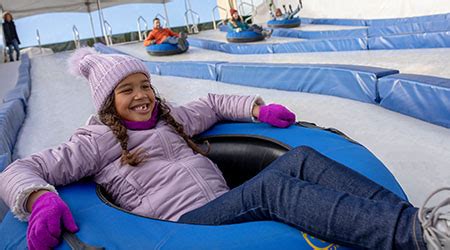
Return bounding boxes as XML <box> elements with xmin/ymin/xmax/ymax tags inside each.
<box><xmin>259</xmin><ymin>104</ymin><xmax>296</xmax><ymax>128</ymax></box>
<box><xmin>27</xmin><ymin>192</ymin><xmax>78</xmax><ymax>250</ymax></box>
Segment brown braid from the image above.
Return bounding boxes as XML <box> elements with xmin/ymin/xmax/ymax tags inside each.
<box><xmin>155</xmin><ymin>95</ymin><xmax>209</xmax><ymax>156</ymax></box>
<box><xmin>98</xmin><ymin>95</ymin><xmax>147</xmax><ymax>166</ymax></box>
<box><xmin>98</xmin><ymin>89</ymin><xmax>208</xmax><ymax>167</ymax></box>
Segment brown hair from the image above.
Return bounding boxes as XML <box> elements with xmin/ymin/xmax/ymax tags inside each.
<box><xmin>98</xmin><ymin>88</ymin><xmax>207</xmax><ymax>167</ymax></box>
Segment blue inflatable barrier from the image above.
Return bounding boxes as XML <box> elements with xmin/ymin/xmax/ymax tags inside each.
<box><xmin>267</xmin><ymin>17</ymin><xmax>301</xmax><ymax>28</ymax></box>
<box><xmin>145</xmin><ymin>42</ymin><xmax>189</xmax><ymax>56</ymax></box>
<box><xmin>299</xmin><ymin>17</ymin><xmax>368</xmax><ymax>26</ymax></box>
<box><xmin>0</xmin><ymin>122</ymin><xmax>406</xmax><ymax>249</ymax></box>
<box><xmin>273</xmin><ymin>37</ymin><xmax>368</xmax><ymax>53</ymax></box>
<box><xmin>300</xmin><ymin>13</ymin><xmax>449</xmax><ymax>27</ymax></box>
<box><xmin>368</xmin><ymin>20</ymin><xmax>450</xmax><ymax>37</ymax></box>
<box><xmin>217</xmin><ymin>62</ymin><xmax>398</xmax><ymax>103</ymax></box>
<box><xmin>368</xmin><ymin>31</ymin><xmax>450</xmax><ymax>50</ymax></box>
<box><xmin>367</xmin><ymin>13</ymin><xmax>449</xmax><ymax>27</ymax></box>
<box><xmin>158</xmin><ymin>61</ymin><xmax>224</xmax><ymax>80</ymax></box>
<box><xmin>226</xmin><ymin>30</ymin><xmax>265</xmax><ymax>43</ymax></box>
<box><xmin>0</xmin><ymin>100</ymin><xmax>26</xmax><ymax>171</ymax></box>
<box><xmin>378</xmin><ymin>74</ymin><xmax>450</xmax><ymax>128</ymax></box>
<box><xmin>272</xmin><ymin>27</ymin><xmax>368</xmax><ymax>39</ymax></box>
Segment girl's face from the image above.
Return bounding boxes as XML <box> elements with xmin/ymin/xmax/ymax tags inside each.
<box><xmin>232</xmin><ymin>12</ymin><xmax>239</xmax><ymax>19</ymax></box>
<box><xmin>114</xmin><ymin>73</ymin><xmax>156</xmax><ymax>122</ymax></box>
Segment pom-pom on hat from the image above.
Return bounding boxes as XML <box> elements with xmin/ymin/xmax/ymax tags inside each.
<box><xmin>68</xmin><ymin>47</ymin><xmax>150</xmax><ymax>112</ymax></box>
<box><xmin>230</xmin><ymin>8</ymin><xmax>238</xmax><ymax>15</ymax></box>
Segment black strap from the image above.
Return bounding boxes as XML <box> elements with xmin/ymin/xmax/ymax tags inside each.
<box><xmin>63</xmin><ymin>232</ymin><xmax>105</xmax><ymax>250</ymax></box>
<box><xmin>295</xmin><ymin>121</ymin><xmax>361</xmax><ymax>146</ymax></box>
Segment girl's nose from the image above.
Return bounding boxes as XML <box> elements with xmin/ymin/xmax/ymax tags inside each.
<box><xmin>134</xmin><ymin>90</ymin><xmax>146</xmax><ymax>99</ymax></box>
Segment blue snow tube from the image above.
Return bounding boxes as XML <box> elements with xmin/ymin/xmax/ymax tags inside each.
<box><xmin>0</xmin><ymin>122</ymin><xmax>406</xmax><ymax>250</ymax></box>
<box><xmin>267</xmin><ymin>17</ymin><xmax>301</xmax><ymax>28</ymax></box>
<box><xmin>226</xmin><ymin>30</ymin><xmax>265</xmax><ymax>43</ymax></box>
<box><xmin>145</xmin><ymin>42</ymin><xmax>189</xmax><ymax>56</ymax></box>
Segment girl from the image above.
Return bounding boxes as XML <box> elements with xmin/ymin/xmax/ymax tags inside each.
<box><xmin>0</xmin><ymin>48</ymin><xmax>448</xmax><ymax>250</ymax></box>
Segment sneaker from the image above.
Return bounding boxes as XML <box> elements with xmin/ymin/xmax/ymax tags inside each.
<box><xmin>263</xmin><ymin>29</ymin><xmax>273</xmax><ymax>38</ymax></box>
<box><xmin>177</xmin><ymin>39</ymin><xmax>187</xmax><ymax>51</ymax></box>
<box><xmin>419</xmin><ymin>187</ymin><xmax>450</xmax><ymax>250</ymax></box>
<box><xmin>179</xmin><ymin>32</ymin><xmax>187</xmax><ymax>40</ymax></box>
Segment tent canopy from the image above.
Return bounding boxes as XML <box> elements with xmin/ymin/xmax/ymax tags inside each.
<box><xmin>0</xmin><ymin>0</ymin><xmax>170</xmax><ymax>19</ymax></box>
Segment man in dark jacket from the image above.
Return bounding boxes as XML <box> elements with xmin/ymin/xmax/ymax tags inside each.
<box><xmin>2</xmin><ymin>11</ymin><xmax>21</xmax><ymax>62</ymax></box>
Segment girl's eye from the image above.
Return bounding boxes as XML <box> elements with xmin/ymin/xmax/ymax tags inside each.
<box><xmin>121</xmin><ymin>89</ymin><xmax>132</xmax><ymax>94</ymax></box>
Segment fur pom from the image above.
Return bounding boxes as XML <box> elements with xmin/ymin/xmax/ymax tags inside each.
<box><xmin>68</xmin><ymin>47</ymin><xmax>98</xmax><ymax>77</ymax></box>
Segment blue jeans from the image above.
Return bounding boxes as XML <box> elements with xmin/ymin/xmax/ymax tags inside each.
<box><xmin>7</xmin><ymin>39</ymin><xmax>20</xmax><ymax>61</ymax></box>
<box><xmin>162</xmin><ymin>36</ymin><xmax>187</xmax><ymax>51</ymax></box>
<box><xmin>179</xmin><ymin>146</ymin><xmax>426</xmax><ymax>249</ymax></box>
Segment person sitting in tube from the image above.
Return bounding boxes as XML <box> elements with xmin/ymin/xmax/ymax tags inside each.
<box><xmin>143</xmin><ymin>17</ymin><xmax>188</xmax><ymax>51</ymax></box>
<box><xmin>270</xmin><ymin>0</ymin><xmax>302</xmax><ymax>21</ymax></box>
<box><xmin>227</xmin><ymin>8</ymin><xmax>273</xmax><ymax>38</ymax></box>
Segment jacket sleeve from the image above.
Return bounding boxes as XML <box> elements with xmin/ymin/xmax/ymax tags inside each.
<box><xmin>0</xmin><ymin>129</ymin><xmax>102</xmax><ymax>221</ymax></box>
<box><xmin>227</xmin><ymin>20</ymin><xmax>237</xmax><ymax>30</ymax></box>
<box><xmin>168</xmin><ymin>29</ymin><xmax>179</xmax><ymax>37</ymax></box>
<box><xmin>143</xmin><ymin>30</ymin><xmax>156</xmax><ymax>46</ymax></box>
<box><xmin>169</xmin><ymin>93</ymin><xmax>264</xmax><ymax>137</ymax></box>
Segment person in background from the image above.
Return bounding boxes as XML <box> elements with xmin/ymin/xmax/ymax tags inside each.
<box><xmin>2</xmin><ymin>11</ymin><xmax>21</xmax><ymax>62</ymax></box>
<box><xmin>143</xmin><ymin>17</ymin><xmax>188</xmax><ymax>51</ymax></box>
<box><xmin>227</xmin><ymin>8</ymin><xmax>273</xmax><ymax>38</ymax></box>
<box><xmin>269</xmin><ymin>0</ymin><xmax>302</xmax><ymax>20</ymax></box>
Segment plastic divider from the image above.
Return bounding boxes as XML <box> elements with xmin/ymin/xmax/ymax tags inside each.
<box><xmin>368</xmin><ymin>20</ymin><xmax>450</xmax><ymax>37</ymax></box>
<box><xmin>0</xmin><ymin>54</ymin><xmax>31</xmax><ymax>172</ymax></box>
<box><xmin>368</xmin><ymin>31</ymin><xmax>450</xmax><ymax>50</ymax></box>
<box><xmin>378</xmin><ymin>74</ymin><xmax>450</xmax><ymax>128</ymax></box>
<box><xmin>272</xmin><ymin>28</ymin><xmax>368</xmax><ymax>39</ymax></box>
<box><xmin>217</xmin><ymin>63</ymin><xmax>398</xmax><ymax>103</ymax></box>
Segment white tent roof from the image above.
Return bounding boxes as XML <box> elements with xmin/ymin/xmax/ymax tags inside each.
<box><xmin>0</xmin><ymin>0</ymin><xmax>170</xmax><ymax>19</ymax></box>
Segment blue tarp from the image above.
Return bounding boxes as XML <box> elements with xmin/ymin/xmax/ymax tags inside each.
<box><xmin>217</xmin><ymin>63</ymin><xmax>398</xmax><ymax>103</ymax></box>
<box><xmin>378</xmin><ymin>74</ymin><xmax>450</xmax><ymax>128</ymax></box>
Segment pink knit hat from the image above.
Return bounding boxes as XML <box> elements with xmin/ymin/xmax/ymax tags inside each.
<box><xmin>68</xmin><ymin>47</ymin><xmax>150</xmax><ymax>112</ymax></box>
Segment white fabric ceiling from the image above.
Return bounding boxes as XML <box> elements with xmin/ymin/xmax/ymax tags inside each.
<box><xmin>0</xmin><ymin>0</ymin><xmax>170</xmax><ymax>19</ymax></box>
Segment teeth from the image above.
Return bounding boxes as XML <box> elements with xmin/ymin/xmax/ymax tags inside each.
<box><xmin>133</xmin><ymin>104</ymin><xmax>148</xmax><ymax>111</ymax></box>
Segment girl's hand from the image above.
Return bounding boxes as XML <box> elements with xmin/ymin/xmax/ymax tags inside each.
<box><xmin>258</xmin><ymin>104</ymin><xmax>296</xmax><ymax>128</ymax></box>
<box><xmin>27</xmin><ymin>192</ymin><xmax>78</xmax><ymax>250</ymax></box>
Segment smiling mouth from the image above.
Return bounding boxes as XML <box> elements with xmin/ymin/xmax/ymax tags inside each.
<box><xmin>130</xmin><ymin>103</ymin><xmax>150</xmax><ymax>113</ymax></box>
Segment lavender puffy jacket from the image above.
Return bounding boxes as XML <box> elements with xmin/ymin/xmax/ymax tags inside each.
<box><xmin>0</xmin><ymin>94</ymin><xmax>262</xmax><ymax>222</ymax></box>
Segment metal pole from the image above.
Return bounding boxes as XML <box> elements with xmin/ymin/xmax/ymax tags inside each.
<box><xmin>96</xmin><ymin>0</ymin><xmax>109</xmax><ymax>44</ymax></box>
<box><xmin>86</xmin><ymin>3</ymin><xmax>97</xmax><ymax>43</ymax></box>
<box><xmin>187</xmin><ymin>0</ymin><xmax>195</xmax><ymax>29</ymax></box>
<box><xmin>163</xmin><ymin>1</ymin><xmax>170</xmax><ymax>27</ymax></box>
<box><xmin>0</xmin><ymin>5</ymin><xmax>6</xmax><ymax>63</ymax></box>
